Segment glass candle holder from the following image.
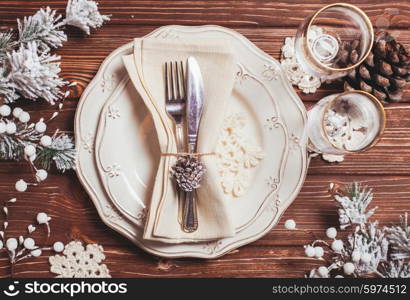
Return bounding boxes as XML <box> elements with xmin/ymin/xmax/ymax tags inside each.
<box><xmin>295</xmin><ymin>3</ymin><xmax>374</xmax><ymax>80</ymax></box>
<box><xmin>307</xmin><ymin>90</ymin><xmax>386</xmax><ymax>155</ymax></box>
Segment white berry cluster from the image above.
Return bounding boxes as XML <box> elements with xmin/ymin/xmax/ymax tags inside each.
<box><xmin>0</xmin><ymin>198</ymin><xmax>64</xmax><ymax>265</ymax></box>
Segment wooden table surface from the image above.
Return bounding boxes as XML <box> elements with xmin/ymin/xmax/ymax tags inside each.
<box><xmin>0</xmin><ymin>0</ymin><xmax>409</xmax><ymax>278</ymax></box>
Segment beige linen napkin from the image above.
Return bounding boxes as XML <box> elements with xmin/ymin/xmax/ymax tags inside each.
<box><xmin>122</xmin><ymin>38</ymin><xmax>237</xmax><ymax>243</ymax></box>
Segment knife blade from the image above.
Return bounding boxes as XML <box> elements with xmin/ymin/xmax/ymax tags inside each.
<box><xmin>183</xmin><ymin>56</ymin><xmax>205</xmax><ymax>232</ymax></box>
<box><xmin>186</xmin><ymin>56</ymin><xmax>205</xmax><ymax>153</ymax></box>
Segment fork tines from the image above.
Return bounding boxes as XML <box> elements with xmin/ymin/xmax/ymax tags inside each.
<box><xmin>165</xmin><ymin>61</ymin><xmax>185</xmax><ymax>101</ymax></box>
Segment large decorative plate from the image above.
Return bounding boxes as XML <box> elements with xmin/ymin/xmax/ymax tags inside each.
<box><xmin>75</xmin><ymin>25</ymin><xmax>308</xmax><ymax>258</ymax></box>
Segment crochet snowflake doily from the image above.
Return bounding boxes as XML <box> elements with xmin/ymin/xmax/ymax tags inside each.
<box><xmin>216</xmin><ymin>114</ymin><xmax>265</xmax><ymax>198</ymax></box>
<box><xmin>49</xmin><ymin>241</ymin><xmax>111</xmax><ymax>278</ymax></box>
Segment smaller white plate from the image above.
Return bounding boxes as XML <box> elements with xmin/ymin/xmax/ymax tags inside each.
<box><xmin>95</xmin><ymin>63</ymin><xmax>288</xmax><ymax>231</ymax></box>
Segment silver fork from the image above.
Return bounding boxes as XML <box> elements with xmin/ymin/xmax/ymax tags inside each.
<box><xmin>165</xmin><ymin>61</ymin><xmax>186</xmax><ymax>224</ymax></box>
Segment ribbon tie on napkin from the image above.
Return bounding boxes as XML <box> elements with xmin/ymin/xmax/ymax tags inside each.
<box><xmin>122</xmin><ymin>38</ymin><xmax>237</xmax><ymax>243</ymax></box>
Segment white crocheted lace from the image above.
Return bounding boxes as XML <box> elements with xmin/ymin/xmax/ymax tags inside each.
<box><xmin>49</xmin><ymin>241</ymin><xmax>111</xmax><ymax>278</ymax></box>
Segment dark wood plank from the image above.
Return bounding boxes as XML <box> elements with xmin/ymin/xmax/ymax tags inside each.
<box><xmin>0</xmin><ymin>1</ymin><xmax>409</xmax><ymax>279</ymax></box>
<box><xmin>54</xmin><ymin>25</ymin><xmax>410</xmax><ymax>102</ymax></box>
<box><xmin>0</xmin><ymin>0</ymin><xmax>409</xmax><ymax>28</ymax></box>
<box><xmin>1</xmin><ymin>174</ymin><xmax>409</xmax><ymax>278</ymax></box>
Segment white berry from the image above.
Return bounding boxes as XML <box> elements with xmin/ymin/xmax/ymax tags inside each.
<box><xmin>314</xmin><ymin>246</ymin><xmax>324</xmax><ymax>258</ymax></box>
<box><xmin>19</xmin><ymin>111</ymin><xmax>30</xmax><ymax>123</ymax></box>
<box><xmin>343</xmin><ymin>262</ymin><xmax>355</xmax><ymax>275</ymax></box>
<box><xmin>331</xmin><ymin>239</ymin><xmax>344</xmax><ymax>252</ymax></box>
<box><xmin>0</xmin><ymin>104</ymin><xmax>11</xmax><ymax>116</ymax></box>
<box><xmin>351</xmin><ymin>250</ymin><xmax>361</xmax><ymax>263</ymax></box>
<box><xmin>326</xmin><ymin>227</ymin><xmax>337</xmax><ymax>239</ymax></box>
<box><xmin>305</xmin><ymin>245</ymin><xmax>315</xmax><ymax>257</ymax></box>
<box><xmin>36</xmin><ymin>212</ymin><xmax>49</xmax><ymax>224</ymax></box>
<box><xmin>317</xmin><ymin>266</ymin><xmax>329</xmax><ymax>277</ymax></box>
<box><xmin>40</xmin><ymin>135</ymin><xmax>52</xmax><ymax>147</ymax></box>
<box><xmin>53</xmin><ymin>241</ymin><xmax>65</xmax><ymax>253</ymax></box>
<box><xmin>335</xmin><ymin>275</ymin><xmax>344</xmax><ymax>278</ymax></box>
<box><xmin>24</xmin><ymin>144</ymin><xmax>36</xmax><ymax>157</ymax></box>
<box><xmin>360</xmin><ymin>253</ymin><xmax>372</xmax><ymax>265</ymax></box>
<box><xmin>36</xmin><ymin>169</ymin><xmax>48</xmax><ymax>182</ymax></box>
<box><xmin>6</xmin><ymin>122</ymin><xmax>16</xmax><ymax>134</ymax></box>
<box><xmin>284</xmin><ymin>219</ymin><xmax>296</xmax><ymax>230</ymax></box>
<box><xmin>31</xmin><ymin>249</ymin><xmax>42</xmax><ymax>257</ymax></box>
<box><xmin>12</xmin><ymin>107</ymin><xmax>23</xmax><ymax>118</ymax></box>
<box><xmin>6</xmin><ymin>238</ymin><xmax>18</xmax><ymax>251</ymax></box>
<box><xmin>15</xmin><ymin>179</ymin><xmax>28</xmax><ymax>192</ymax></box>
<box><xmin>0</xmin><ymin>122</ymin><xmax>6</xmax><ymax>134</ymax></box>
<box><xmin>0</xmin><ymin>240</ymin><xmax>3</xmax><ymax>250</ymax></box>
<box><xmin>35</xmin><ymin>121</ymin><xmax>47</xmax><ymax>133</ymax></box>
<box><xmin>23</xmin><ymin>237</ymin><xmax>36</xmax><ymax>250</ymax></box>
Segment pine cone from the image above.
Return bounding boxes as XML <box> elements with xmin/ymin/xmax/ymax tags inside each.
<box><xmin>340</xmin><ymin>31</ymin><xmax>410</xmax><ymax>103</ymax></box>
<box><xmin>171</xmin><ymin>155</ymin><xmax>206</xmax><ymax>192</ymax></box>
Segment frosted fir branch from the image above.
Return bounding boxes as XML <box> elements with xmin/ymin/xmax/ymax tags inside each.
<box><xmin>17</xmin><ymin>7</ymin><xmax>67</xmax><ymax>53</ymax></box>
<box><xmin>36</xmin><ymin>133</ymin><xmax>76</xmax><ymax>172</ymax></box>
<box><xmin>0</xmin><ymin>66</ymin><xmax>18</xmax><ymax>103</ymax></box>
<box><xmin>385</xmin><ymin>213</ymin><xmax>410</xmax><ymax>260</ymax></box>
<box><xmin>64</xmin><ymin>0</ymin><xmax>111</xmax><ymax>35</ymax></box>
<box><xmin>0</xmin><ymin>31</ymin><xmax>16</xmax><ymax>60</ymax></box>
<box><xmin>334</xmin><ymin>182</ymin><xmax>377</xmax><ymax>229</ymax></box>
<box><xmin>379</xmin><ymin>260</ymin><xmax>410</xmax><ymax>278</ymax></box>
<box><xmin>346</xmin><ymin>222</ymin><xmax>389</xmax><ymax>276</ymax></box>
<box><xmin>0</xmin><ymin>120</ymin><xmax>42</xmax><ymax>161</ymax></box>
<box><xmin>7</xmin><ymin>42</ymin><xmax>68</xmax><ymax>104</ymax></box>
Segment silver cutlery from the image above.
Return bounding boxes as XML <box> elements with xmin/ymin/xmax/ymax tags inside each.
<box><xmin>183</xmin><ymin>56</ymin><xmax>205</xmax><ymax>232</ymax></box>
<box><xmin>165</xmin><ymin>61</ymin><xmax>186</xmax><ymax>224</ymax></box>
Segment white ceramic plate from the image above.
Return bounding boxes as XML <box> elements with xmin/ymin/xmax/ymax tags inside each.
<box><xmin>75</xmin><ymin>25</ymin><xmax>308</xmax><ymax>258</ymax></box>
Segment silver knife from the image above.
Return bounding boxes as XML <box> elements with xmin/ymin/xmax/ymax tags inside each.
<box><xmin>183</xmin><ymin>56</ymin><xmax>205</xmax><ymax>232</ymax></box>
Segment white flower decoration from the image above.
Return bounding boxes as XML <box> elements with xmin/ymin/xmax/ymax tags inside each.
<box><xmin>49</xmin><ymin>241</ymin><xmax>111</xmax><ymax>278</ymax></box>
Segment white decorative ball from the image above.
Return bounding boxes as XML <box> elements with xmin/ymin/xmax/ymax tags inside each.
<box><xmin>19</xmin><ymin>111</ymin><xmax>30</xmax><ymax>123</ymax></box>
<box><xmin>6</xmin><ymin>122</ymin><xmax>16</xmax><ymax>134</ymax></box>
<box><xmin>6</xmin><ymin>238</ymin><xmax>18</xmax><ymax>251</ymax></box>
<box><xmin>15</xmin><ymin>179</ymin><xmax>28</xmax><ymax>192</ymax></box>
<box><xmin>40</xmin><ymin>135</ymin><xmax>52</xmax><ymax>147</ymax></box>
<box><xmin>53</xmin><ymin>241</ymin><xmax>65</xmax><ymax>253</ymax></box>
<box><xmin>0</xmin><ymin>240</ymin><xmax>3</xmax><ymax>250</ymax></box>
<box><xmin>36</xmin><ymin>212</ymin><xmax>49</xmax><ymax>224</ymax></box>
<box><xmin>343</xmin><ymin>262</ymin><xmax>355</xmax><ymax>275</ymax></box>
<box><xmin>317</xmin><ymin>266</ymin><xmax>328</xmax><ymax>277</ymax></box>
<box><xmin>351</xmin><ymin>250</ymin><xmax>361</xmax><ymax>263</ymax></box>
<box><xmin>314</xmin><ymin>246</ymin><xmax>324</xmax><ymax>258</ymax></box>
<box><xmin>31</xmin><ymin>249</ymin><xmax>42</xmax><ymax>257</ymax></box>
<box><xmin>284</xmin><ymin>219</ymin><xmax>296</xmax><ymax>230</ymax></box>
<box><xmin>360</xmin><ymin>253</ymin><xmax>372</xmax><ymax>265</ymax></box>
<box><xmin>36</xmin><ymin>169</ymin><xmax>48</xmax><ymax>182</ymax></box>
<box><xmin>12</xmin><ymin>107</ymin><xmax>23</xmax><ymax>118</ymax></box>
<box><xmin>0</xmin><ymin>104</ymin><xmax>11</xmax><ymax>117</ymax></box>
<box><xmin>331</xmin><ymin>240</ymin><xmax>344</xmax><ymax>252</ymax></box>
<box><xmin>23</xmin><ymin>237</ymin><xmax>36</xmax><ymax>250</ymax></box>
<box><xmin>335</xmin><ymin>275</ymin><xmax>344</xmax><ymax>278</ymax></box>
<box><xmin>35</xmin><ymin>121</ymin><xmax>47</xmax><ymax>133</ymax></box>
<box><xmin>305</xmin><ymin>245</ymin><xmax>316</xmax><ymax>257</ymax></box>
<box><xmin>24</xmin><ymin>144</ymin><xmax>36</xmax><ymax>157</ymax></box>
<box><xmin>326</xmin><ymin>227</ymin><xmax>337</xmax><ymax>239</ymax></box>
<box><xmin>0</xmin><ymin>122</ymin><xmax>5</xmax><ymax>134</ymax></box>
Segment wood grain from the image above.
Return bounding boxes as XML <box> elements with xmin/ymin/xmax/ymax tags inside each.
<box><xmin>0</xmin><ymin>0</ymin><xmax>409</xmax><ymax>28</ymax></box>
<box><xmin>0</xmin><ymin>0</ymin><xmax>409</xmax><ymax>278</ymax></box>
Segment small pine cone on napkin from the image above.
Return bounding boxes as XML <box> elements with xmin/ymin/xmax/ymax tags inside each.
<box><xmin>339</xmin><ymin>31</ymin><xmax>410</xmax><ymax>103</ymax></box>
<box><xmin>172</xmin><ymin>155</ymin><xmax>206</xmax><ymax>192</ymax></box>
